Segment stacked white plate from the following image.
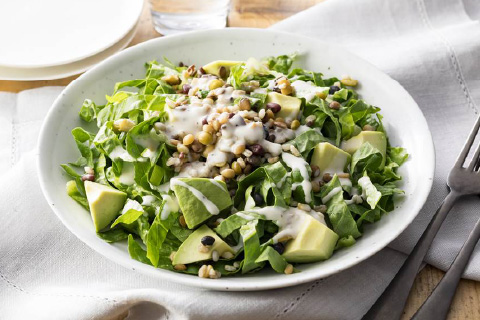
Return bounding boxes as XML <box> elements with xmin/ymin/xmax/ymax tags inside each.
<box><xmin>0</xmin><ymin>0</ymin><xmax>144</xmax><ymax>80</ymax></box>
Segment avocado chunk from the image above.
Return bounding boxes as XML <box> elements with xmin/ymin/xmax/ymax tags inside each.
<box><xmin>84</xmin><ymin>181</ymin><xmax>127</xmax><ymax>231</ymax></box>
<box><xmin>202</xmin><ymin>60</ymin><xmax>242</xmax><ymax>77</ymax></box>
<box><xmin>266</xmin><ymin>92</ymin><xmax>301</xmax><ymax>121</ymax></box>
<box><xmin>282</xmin><ymin>214</ymin><xmax>339</xmax><ymax>263</ymax></box>
<box><xmin>311</xmin><ymin>142</ymin><xmax>351</xmax><ymax>176</ymax></box>
<box><xmin>173</xmin><ymin>225</ymin><xmax>235</xmax><ymax>265</ymax></box>
<box><xmin>171</xmin><ymin>178</ymin><xmax>232</xmax><ymax>229</ymax></box>
<box><xmin>341</xmin><ymin>131</ymin><xmax>387</xmax><ymax>167</ymax></box>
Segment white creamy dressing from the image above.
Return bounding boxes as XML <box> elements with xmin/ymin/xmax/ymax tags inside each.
<box><xmin>207</xmin><ymin>114</ymin><xmax>282</xmax><ymax>167</ymax></box>
<box><xmin>141</xmin><ymin>195</ymin><xmax>157</xmax><ymax>206</ymax></box>
<box><xmin>141</xmin><ymin>148</ymin><xmax>156</xmax><ymax>162</ymax></box>
<box><xmin>291</xmin><ymin>80</ymin><xmax>329</xmax><ymax>102</ymax></box>
<box><xmin>276</xmin><ymin>172</ymin><xmax>290</xmax><ymax>188</ymax></box>
<box><xmin>109</xmin><ymin>145</ymin><xmax>136</xmax><ymax>162</ymax></box>
<box><xmin>236</xmin><ymin>212</ymin><xmax>256</xmax><ymax>221</ymax></box>
<box><xmin>118</xmin><ymin>162</ymin><xmax>135</xmax><ymax>185</ymax></box>
<box><xmin>267</xmin><ymin>79</ymin><xmax>276</xmax><ymax>90</ymax></box>
<box><xmin>357</xmin><ymin>175</ymin><xmax>379</xmax><ymax>209</ymax></box>
<box><xmin>165</xmin><ymin>104</ymin><xmax>211</xmax><ymax>138</ymax></box>
<box><xmin>231</xmin><ymin>240</ymin><xmax>244</xmax><ymax>253</ymax></box>
<box><xmin>253</xmin><ymin>88</ymin><xmax>268</xmax><ymax>94</ymax></box>
<box><xmin>170</xmin><ymin>178</ymin><xmax>220</xmax><ymax>215</ymax></box>
<box><xmin>345</xmin><ymin>195</ymin><xmax>363</xmax><ymax>205</ymax></box>
<box><xmin>339</xmin><ymin>177</ymin><xmax>353</xmax><ymax>188</ymax></box>
<box><xmin>281</xmin><ymin>152</ymin><xmax>312</xmax><ymax>203</ymax></box>
<box><xmin>358</xmin><ymin>176</ymin><xmax>372</xmax><ymax>198</ymax></box>
<box><xmin>294</xmin><ymin>125</ymin><xmax>313</xmax><ymax>137</ymax></box>
<box><xmin>215</xmin><ymin>86</ymin><xmax>235</xmax><ymax>106</ymax></box>
<box><xmin>135</xmin><ymin>129</ymin><xmax>162</xmax><ymax>162</ymax></box>
<box><xmin>158</xmin><ymin>182</ymin><xmax>170</xmax><ymax>193</ymax></box>
<box><xmin>252</xmin><ymin>206</ymin><xmax>324</xmax><ymax>243</ymax></box>
<box><xmin>309</xmin><ymin>210</ymin><xmax>326</xmax><ymax>225</ymax></box>
<box><xmin>121</xmin><ymin>199</ymin><xmax>143</xmax><ymax>214</ymax></box>
<box><xmin>178</xmin><ymin>162</ymin><xmax>212</xmax><ymax>178</ymax></box>
<box><xmin>271</xmin><ymin>126</ymin><xmax>295</xmax><ymax>144</ymax></box>
<box><xmin>210</xmin><ymin>179</ymin><xmax>226</xmax><ymax>191</ymax></box>
<box><xmin>244</xmin><ymin>194</ymin><xmax>256</xmax><ymax>210</ymax></box>
<box><xmin>134</xmin><ymin>129</ymin><xmax>160</xmax><ymax>150</ymax></box>
<box><xmin>321</xmin><ymin>186</ymin><xmax>343</xmax><ymax>204</ymax></box>
<box><xmin>189</xmin><ymin>75</ymin><xmax>217</xmax><ymax>91</ymax></box>
<box><xmin>160</xmin><ymin>194</ymin><xmax>180</xmax><ymax>220</ymax></box>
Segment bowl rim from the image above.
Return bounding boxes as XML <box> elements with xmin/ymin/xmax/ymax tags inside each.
<box><xmin>37</xmin><ymin>27</ymin><xmax>435</xmax><ymax>291</ymax></box>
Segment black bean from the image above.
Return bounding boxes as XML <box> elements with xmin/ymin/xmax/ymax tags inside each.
<box><xmin>272</xmin><ymin>243</ymin><xmax>285</xmax><ymax>254</ymax></box>
<box><xmin>329</xmin><ymin>85</ymin><xmax>340</xmax><ymax>94</ymax></box>
<box><xmin>81</xmin><ymin>174</ymin><xmax>95</xmax><ymax>182</ymax></box>
<box><xmin>219</xmin><ymin>66</ymin><xmax>227</xmax><ymax>79</ymax></box>
<box><xmin>267</xmin><ymin>134</ymin><xmax>276</xmax><ymax>143</ymax></box>
<box><xmin>178</xmin><ymin>61</ymin><xmax>184</xmax><ymax>67</ymax></box>
<box><xmin>246</xmin><ymin>155</ymin><xmax>262</xmax><ymax>167</ymax></box>
<box><xmin>182</xmin><ymin>84</ymin><xmax>191</xmax><ymax>94</ymax></box>
<box><xmin>201</xmin><ymin>236</ymin><xmax>215</xmax><ymax>246</ymax></box>
<box><xmin>229</xmin><ymin>113</ymin><xmax>235</xmax><ymax>119</ymax></box>
<box><xmin>253</xmin><ymin>193</ymin><xmax>264</xmax><ymax>206</ymax></box>
<box><xmin>198</xmin><ymin>67</ymin><xmax>206</xmax><ymax>75</ymax></box>
<box><xmin>266</xmin><ymin>102</ymin><xmax>281</xmax><ymax>113</ymax></box>
<box><xmin>249</xmin><ymin>144</ymin><xmax>265</xmax><ymax>156</ymax></box>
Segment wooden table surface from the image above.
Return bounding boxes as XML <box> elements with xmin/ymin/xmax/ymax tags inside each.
<box><xmin>1</xmin><ymin>1</ymin><xmax>479</xmax><ymax>319</ymax></box>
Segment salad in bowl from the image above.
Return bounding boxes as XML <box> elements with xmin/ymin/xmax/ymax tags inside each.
<box><xmin>61</xmin><ymin>55</ymin><xmax>408</xmax><ymax>279</ymax></box>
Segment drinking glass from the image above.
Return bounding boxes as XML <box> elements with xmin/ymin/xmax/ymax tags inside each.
<box><xmin>149</xmin><ymin>0</ymin><xmax>231</xmax><ymax>35</ymax></box>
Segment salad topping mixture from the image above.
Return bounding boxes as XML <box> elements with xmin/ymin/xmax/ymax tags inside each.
<box><xmin>62</xmin><ymin>55</ymin><xmax>408</xmax><ymax>278</ymax></box>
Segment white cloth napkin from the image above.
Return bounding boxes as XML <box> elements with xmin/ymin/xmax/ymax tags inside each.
<box><xmin>1</xmin><ymin>0</ymin><xmax>480</xmax><ymax>318</ymax></box>
<box><xmin>272</xmin><ymin>0</ymin><xmax>480</xmax><ymax>279</ymax></box>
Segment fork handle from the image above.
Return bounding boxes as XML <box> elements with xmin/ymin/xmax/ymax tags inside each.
<box><xmin>411</xmin><ymin>213</ymin><xmax>480</xmax><ymax>320</ymax></box>
<box><xmin>362</xmin><ymin>191</ymin><xmax>460</xmax><ymax>320</ymax></box>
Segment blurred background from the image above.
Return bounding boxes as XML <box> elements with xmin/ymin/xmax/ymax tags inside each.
<box><xmin>0</xmin><ymin>0</ymin><xmax>324</xmax><ymax>88</ymax></box>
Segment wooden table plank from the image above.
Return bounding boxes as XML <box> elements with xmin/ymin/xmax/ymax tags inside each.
<box><xmin>1</xmin><ymin>0</ymin><xmax>479</xmax><ymax>319</ymax></box>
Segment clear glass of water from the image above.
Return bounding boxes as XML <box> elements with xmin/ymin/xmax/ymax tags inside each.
<box><xmin>149</xmin><ymin>0</ymin><xmax>231</xmax><ymax>35</ymax></box>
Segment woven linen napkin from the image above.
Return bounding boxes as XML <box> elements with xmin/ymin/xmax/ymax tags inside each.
<box><xmin>1</xmin><ymin>0</ymin><xmax>480</xmax><ymax>318</ymax></box>
<box><xmin>272</xmin><ymin>0</ymin><xmax>480</xmax><ymax>279</ymax></box>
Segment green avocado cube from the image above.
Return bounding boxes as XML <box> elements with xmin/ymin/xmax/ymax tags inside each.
<box><xmin>266</xmin><ymin>92</ymin><xmax>302</xmax><ymax>121</ymax></box>
<box><xmin>202</xmin><ymin>60</ymin><xmax>242</xmax><ymax>77</ymax></box>
<box><xmin>173</xmin><ymin>225</ymin><xmax>235</xmax><ymax>265</ymax></box>
<box><xmin>282</xmin><ymin>214</ymin><xmax>339</xmax><ymax>263</ymax></box>
<box><xmin>84</xmin><ymin>181</ymin><xmax>127</xmax><ymax>231</ymax></box>
<box><xmin>341</xmin><ymin>131</ymin><xmax>387</xmax><ymax>167</ymax></box>
<box><xmin>311</xmin><ymin>142</ymin><xmax>351</xmax><ymax>176</ymax></box>
<box><xmin>171</xmin><ymin>178</ymin><xmax>232</xmax><ymax>229</ymax></box>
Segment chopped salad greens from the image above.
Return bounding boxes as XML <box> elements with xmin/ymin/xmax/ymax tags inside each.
<box><xmin>62</xmin><ymin>55</ymin><xmax>408</xmax><ymax>278</ymax></box>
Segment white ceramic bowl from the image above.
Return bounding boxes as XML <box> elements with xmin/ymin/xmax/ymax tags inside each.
<box><xmin>38</xmin><ymin>28</ymin><xmax>434</xmax><ymax>291</ymax></box>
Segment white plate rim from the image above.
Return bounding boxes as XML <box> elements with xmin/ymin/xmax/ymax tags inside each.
<box><xmin>0</xmin><ymin>0</ymin><xmax>144</xmax><ymax>69</ymax></box>
<box><xmin>0</xmin><ymin>22</ymin><xmax>139</xmax><ymax>81</ymax></box>
<box><xmin>37</xmin><ymin>28</ymin><xmax>435</xmax><ymax>291</ymax></box>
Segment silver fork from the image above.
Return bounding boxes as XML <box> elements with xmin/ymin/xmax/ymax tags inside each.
<box><xmin>362</xmin><ymin>115</ymin><xmax>480</xmax><ymax>320</ymax></box>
